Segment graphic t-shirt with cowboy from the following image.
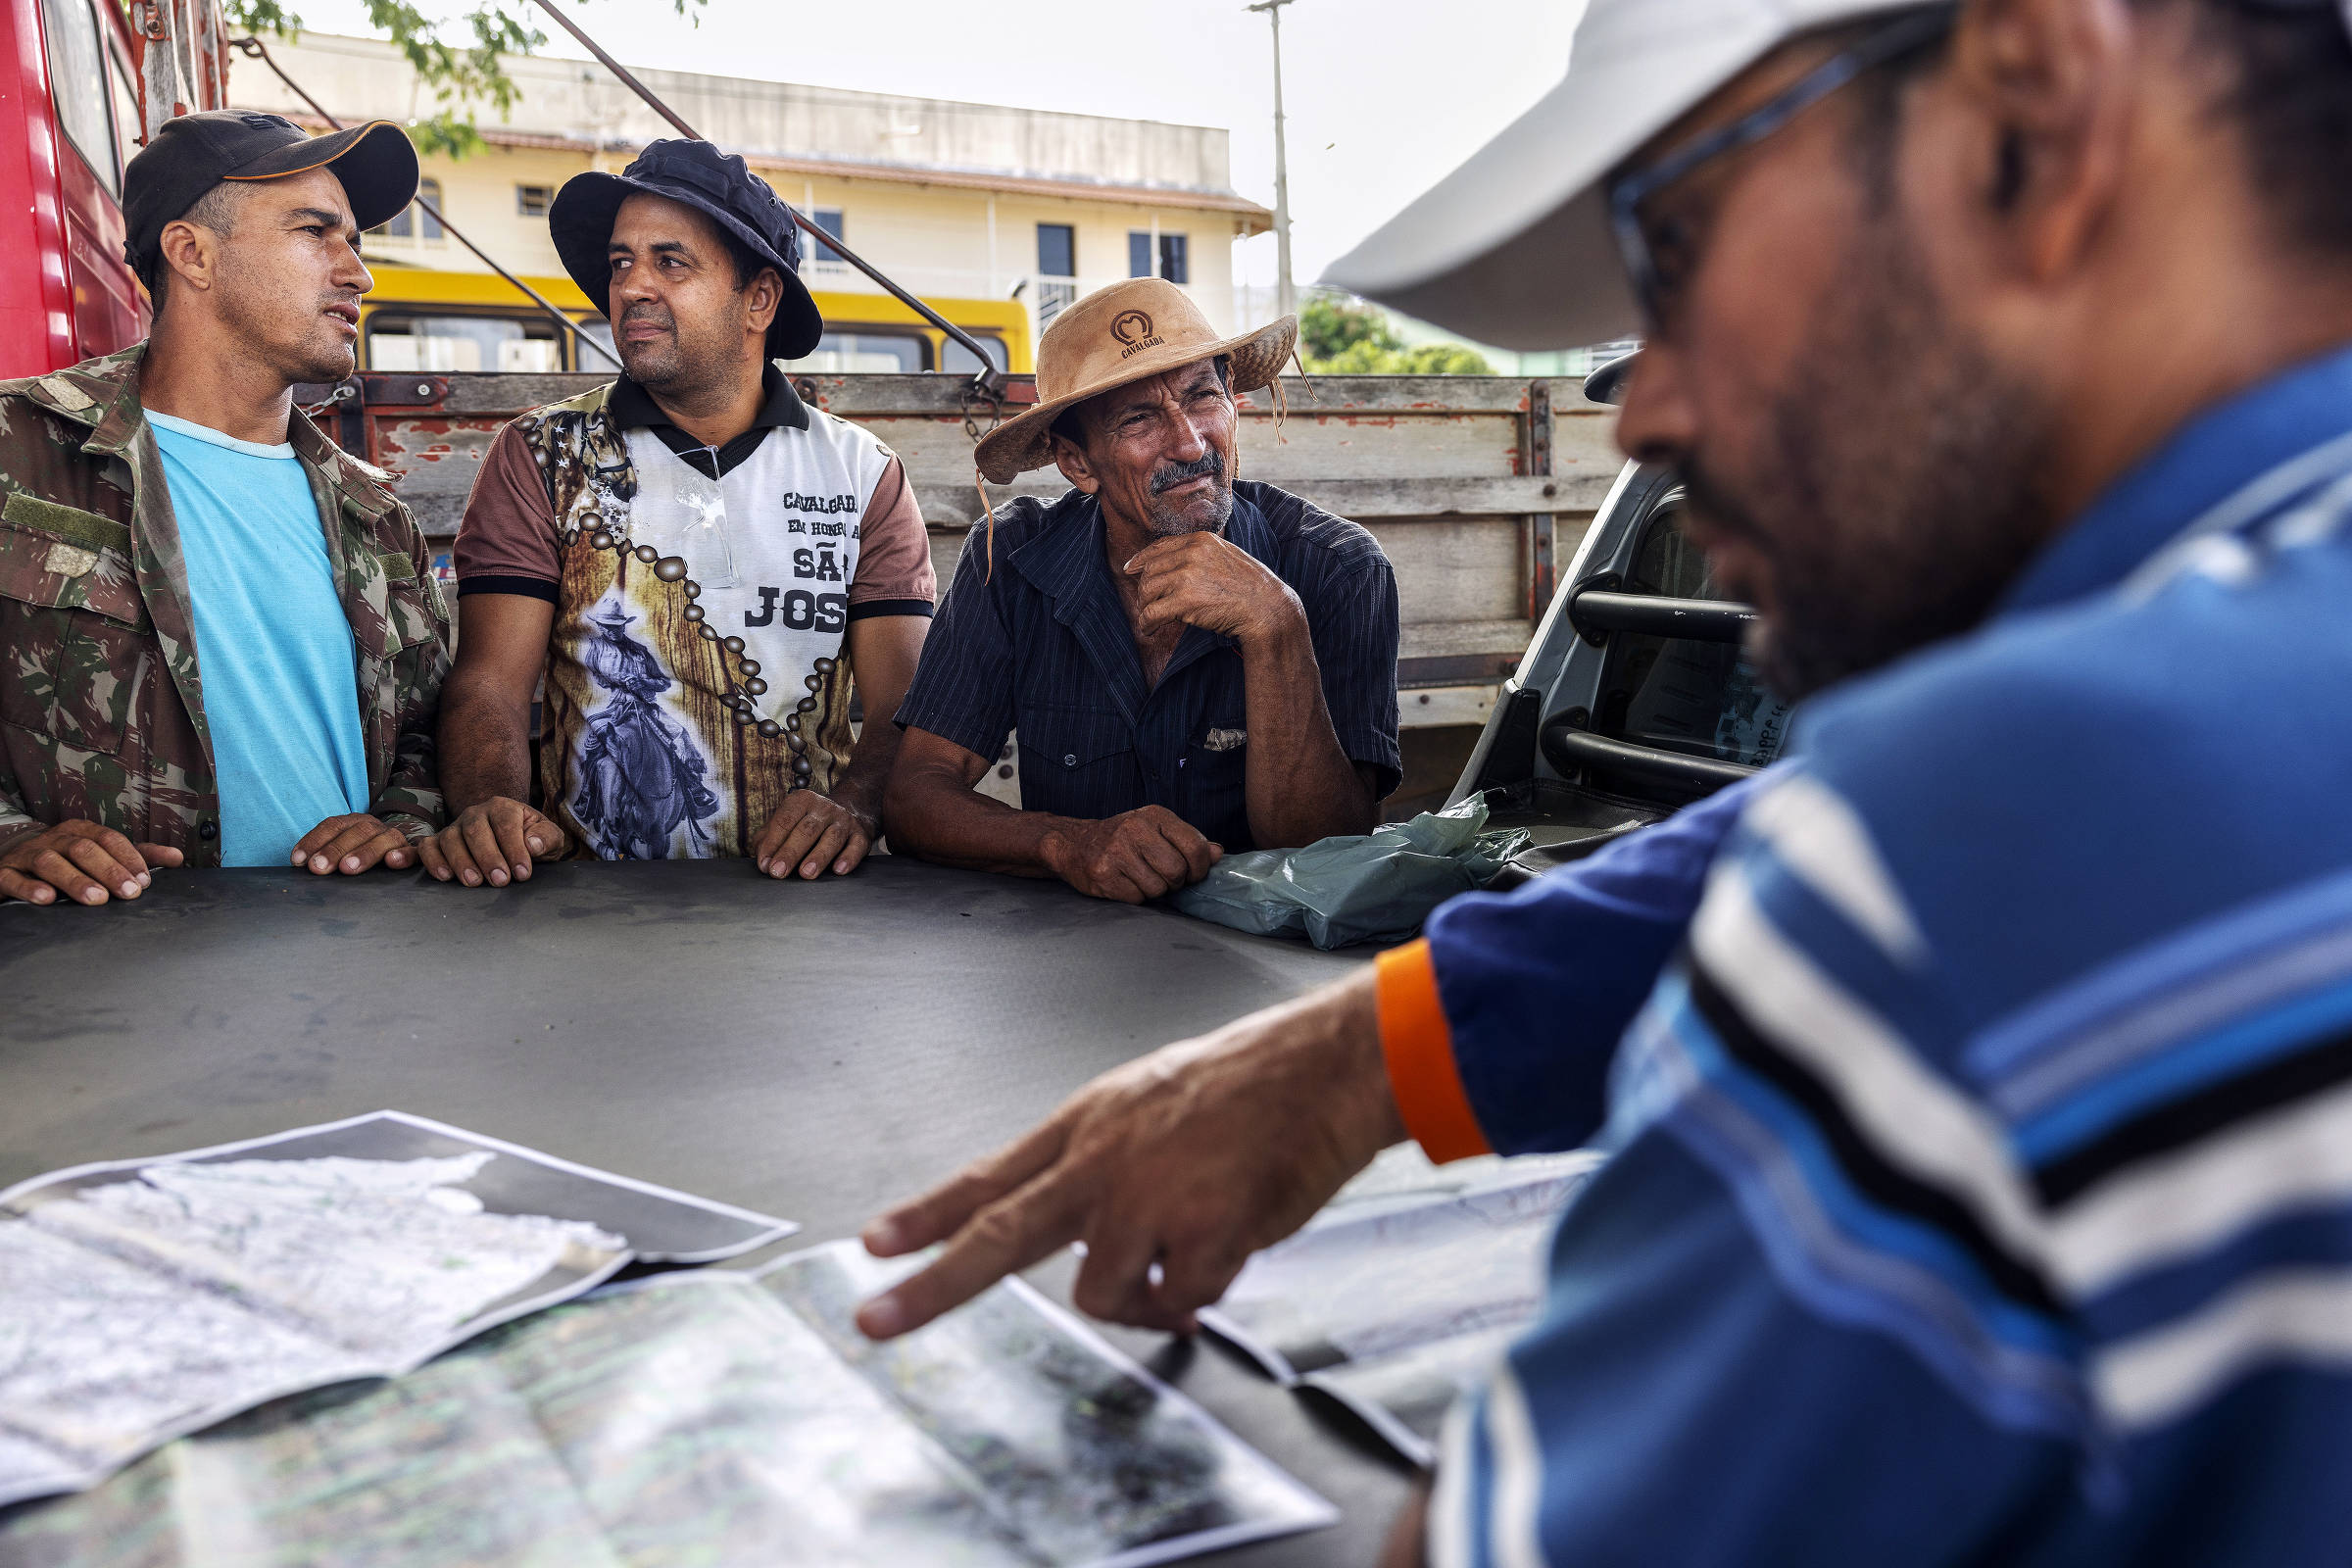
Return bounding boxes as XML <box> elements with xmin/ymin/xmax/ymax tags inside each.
<box><xmin>454</xmin><ymin>368</ymin><xmax>933</xmax><ymax>859</ymax></box>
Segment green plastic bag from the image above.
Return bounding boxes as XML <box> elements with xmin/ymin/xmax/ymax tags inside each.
<box><xmin>1166</xmin><ymin>799</ymin><xmax>1530</xmax><ymax>950</ymax></box>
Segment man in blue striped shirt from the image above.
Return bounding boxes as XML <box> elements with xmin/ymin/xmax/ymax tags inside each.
<box><xmin>858</xmin><ymin>0</ymin><xmax>2352</xmax><ymax>1563</ymax></box>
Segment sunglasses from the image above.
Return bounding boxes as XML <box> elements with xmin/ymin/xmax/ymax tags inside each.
<box><xmin>1606</xmin><ymin>5</ymin><xmax>1960</xmax><ymax>339</ymax></box>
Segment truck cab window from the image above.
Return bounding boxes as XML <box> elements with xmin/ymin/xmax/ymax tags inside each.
<box><xmin>40</xmin><ymin>0</ymin><xmax>117</xmax><ymax>197</ymax></box>
<box><xmin>108</xmin><ymin>46</ymin><xmax>139</xmax><ymax>183</ymax></box>
<box><xmin>1593</xmin><ymin>501</ymin><xmax>1791</xmax><ymax>768</ymax></box>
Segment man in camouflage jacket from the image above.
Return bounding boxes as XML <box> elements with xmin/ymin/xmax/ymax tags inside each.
<box><xmin>0</xmin><ymin>111</ymin><xmax>446</xmax><ymax>906</ymax></box>
<box><xmin>0</xmin><ymin>349</ymin><xmax>448</xmax><ymax>857</ymax></box>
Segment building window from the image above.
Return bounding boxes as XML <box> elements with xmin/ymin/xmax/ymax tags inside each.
<box><xmin>1035</xmin><ymin>222</ymin><xmax>1074</xmax><ymax>279</ymax></box>
<box><xmin>515</xmin><ymin>184</ymin><xmax>553</xmax><ymax>219</ymax></box>
<box><xmin>808</xmin><ymin>208</ymin><xmax>848</xmax><ymax>266</ymax></box>
<box><xmin>1132</xmin><ymin>232</ymin><xmax>1188</xmax><ymax>283</ymax></box>
<box><xmin>372</xmin><ymin>177</ymin><xmax>445</xmax><ymax>242</ymax></box>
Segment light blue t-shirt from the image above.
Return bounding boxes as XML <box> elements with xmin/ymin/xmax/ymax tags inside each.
<box><xmin>150</xmin><ymin>412</ymin><xmax>370</xmax><ymax>867</ymax></box>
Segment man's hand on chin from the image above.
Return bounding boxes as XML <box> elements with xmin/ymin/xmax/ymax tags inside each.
<box><xmin>755</xmin><ymin>791</ymin><xmax>875</xmax><ymax>880</ymax></box>
<box><xmin>1123</xmin><ymin>531</ymin><xmax>1306</xmax><ymax>650</ymax></box>
<box><xmin>292</xmin><ymin>813</ymin><xmax>423</xmax><ymax>876</ymax></box>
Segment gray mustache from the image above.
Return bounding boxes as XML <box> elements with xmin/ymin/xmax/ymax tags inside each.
<box><xmin>1151</xmin><ymin>450</ymin><xmax>1225</xmax><ymax>494</ymax></box>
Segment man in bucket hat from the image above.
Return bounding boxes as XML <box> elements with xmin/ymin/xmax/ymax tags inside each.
<box><xmin>886</xmin><ymin>278</ymin><xmax>1401</xmax><ymax>904</ymax></box>
<box><xmin>0</xmin><ymin>110</ymin><xmax>451</xmax><ymax>905</ymax></box>
<box><xmin>858</xmin><ymin>0</ymin><xmax>2352</xmax><ymax>1563</ymax></box>
<box><xmin>433</xmin><ymin>139</ymin><xmax>935</xmax><ymax>883</ymax></box>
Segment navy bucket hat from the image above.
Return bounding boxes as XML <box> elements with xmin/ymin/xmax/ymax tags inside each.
<box><xmin>550</xmin><ymin>139</ymin><xmax>825</xmax><ymax>361</ymax></box>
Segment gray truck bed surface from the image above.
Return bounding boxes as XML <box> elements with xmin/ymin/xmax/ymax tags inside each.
<box><xmin>0</xmin><ymin>857</ymin><xmax>1409</xmax><ymax>1565</ymax></box>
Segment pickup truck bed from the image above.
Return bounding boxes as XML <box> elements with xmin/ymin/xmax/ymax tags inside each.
<box><xmin>0</xmin><ymin>858</ymin><xmax>1404</xmax><ymax>1564</ymax></box>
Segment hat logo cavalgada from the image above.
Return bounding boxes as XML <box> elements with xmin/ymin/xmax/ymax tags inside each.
<box><xmin>1110</xmin><ymin>310</ymin><xmax>1164</xmax><ymax>358</ymax></box>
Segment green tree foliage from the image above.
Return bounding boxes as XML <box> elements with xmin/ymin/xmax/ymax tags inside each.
<box><xmin>1298</xmin><ymin>293</ymin><xmax>1492</xmax><ymax>375</ymax></box>
<box><xmin>1299</xmin><ymin>293</ymin><xmax>1398</xmax><ymax>362</ymax></box>
<box><xmin>224</xmin><ymin>0</ymin><xmax>703</xmax><ymax>158</ymax></box>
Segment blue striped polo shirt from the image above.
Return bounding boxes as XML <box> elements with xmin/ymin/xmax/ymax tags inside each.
<box><xmin>1424</xmin><ymin>344</ymin><xmax>2352</xmax><ymax>1565</ymax></box>
<box><xmin>895</xmin><ymin>481</ymin><xmax>1401</xmax><ymax>851</ymax></box>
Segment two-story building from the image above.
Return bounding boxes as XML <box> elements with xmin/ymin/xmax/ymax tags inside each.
<box><xmin>231</xmin><ymin>32</ymin><xmax>1274</xmax><ymax>375</ymax></box>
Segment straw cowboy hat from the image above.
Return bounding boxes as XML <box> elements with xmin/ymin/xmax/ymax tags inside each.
<box><xmin>974</xmin><ymin>278</ymin><xmax>1297</xmax><ymax>485</ymax></box>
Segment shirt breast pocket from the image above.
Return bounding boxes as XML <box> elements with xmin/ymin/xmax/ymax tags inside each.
<box><xmin>0</xmin><ymin>501</ymin><xmax>153</xmax><ymax>756</ymax></box>
<box><xmin>1022</xmin><ymin>707</ymin><xmax>1137</xmax><ymax>808</ymax></box>
<box><xmin>345</xmin><ymin>536</ymin><xmax>444</xmax><ymax>664</ymax></box>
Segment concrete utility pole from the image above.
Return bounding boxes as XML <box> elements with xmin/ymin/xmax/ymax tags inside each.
<box><xmin>1247</xmin><ymin>0</ymin><xmax>1297</xmax><ymax>319</ymax></box>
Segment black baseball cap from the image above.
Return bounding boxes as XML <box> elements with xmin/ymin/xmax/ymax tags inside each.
<box><xmin>549</xmin><ymin>139</ymin><xmax>825</xmax><ymax>361</ymax></box>
<box><xmin>122</xmin><ymin>112</ymin><xmax>418</xmax><ymax>292</ymax></box>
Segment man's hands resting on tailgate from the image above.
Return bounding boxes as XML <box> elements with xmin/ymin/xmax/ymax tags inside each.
<box><xmin>417</xmin><ymin>797</ymin><xmax>568</xmax><ymax>887</ymax></box>
<box><xmin>0</xmin><ymin>819</ymin><xmax>182</xmax><ymax>906</ymax></box>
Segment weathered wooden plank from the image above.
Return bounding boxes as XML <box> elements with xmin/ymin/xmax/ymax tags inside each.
<box><xmin>1364</xmin><ymin>517</ymin><xmax>1526</xmax><ymax>626</ymax></box>
<box><xmin>912</xmin><ymin>474</ymin><xmax>1606</xmax><ymax>530</ymax></box>
<box><xmin>1401</xmin><ymin>617</ymin><xmax>1537</xmax><ymax>660</ymax></box>
<box><xmin>870</xmin><ymin>411</ymin><xmax>1536</xmax><ymax>484</ymax></box>
<box><xmin>420</xmin><ymin>370</ymin><xmax>1621</xmax><ymax>422</ymax></box>
<box><xmin>432</xmin><ymin>372</ymin><xmax>603</xmax><ymax>416</ymax></box>
<box><xmin>1400</xmin><ymin>684</ymin><xmax>1500</xmax><ymax>728</ymax></box>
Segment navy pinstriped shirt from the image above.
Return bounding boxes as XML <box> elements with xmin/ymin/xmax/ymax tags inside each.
<box><xmin>894</xmin><ymin>481</ymin><xmax>1401</xmax><ymax>853</ymax></box>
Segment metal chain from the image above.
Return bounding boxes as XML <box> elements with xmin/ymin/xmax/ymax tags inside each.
<box><xmin>564</xmin><ymin>506</ymin><xmax>834</xmax><ymax>794</ymax></box>
<box><xmin>960</xmin><ymin>381</ymin><xmax>1004</xmax><ymax>445</ymax></box>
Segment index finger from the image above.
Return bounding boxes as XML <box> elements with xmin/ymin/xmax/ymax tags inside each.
<box><xmin>753</xmin><ymin>794</ymin><xmax>816</xmax><ymax>867</ymax></box>
<box><xmin>485</xmin><ymin>806</ymin><xmax>540</xmax><ymax>880</ymax></box>
<box><xmin>81</xmin><ymin>823</ymin><xmax>152</xmax><ymax>881</ymax></box>
<box><xmin>856</xmin><ymin>1170</ymin><xmax>1093</xmax><ymax>1341</ymax></box>
<box><xmin>863</xmin><ymin>1115</ymin><xmax>1071</xmax><ymax>1258</ymax></box>
<box><xmin>1120</xmin><ymin>534</ymin><xmax>1191</xmax><ymax>574</ymax></box>
<box><xmin>1160</xmin><ymin>819</ymin><xmax>1218</xmax><ymax>883</ymax></box>
<box><xmin>291</xmin><ymin>816</ymin><xmax>352</xmax><ymax>859</ymax></box>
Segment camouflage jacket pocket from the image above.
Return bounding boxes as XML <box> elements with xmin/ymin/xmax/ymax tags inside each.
<box><xmin>0</xmin><ymin>496</ymin><xmax>148</xmax><ymax>625</ymax></box>
<box><xmin>0</xmin><ymin>499</ymin><xmax>154</xmax><ymax>755</ymax></box>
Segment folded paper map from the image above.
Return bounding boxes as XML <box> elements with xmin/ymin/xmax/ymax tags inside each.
<box><xmin>0</xmin><ymin>1110</ymin><xmax>795</xmax><ymax>1507</ymax></box>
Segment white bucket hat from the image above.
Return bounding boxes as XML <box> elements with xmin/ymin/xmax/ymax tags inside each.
<box><xmin>1324</xmin><ymin>0</ymin><xmax>2352</xmax><ymax>350</ymax></box>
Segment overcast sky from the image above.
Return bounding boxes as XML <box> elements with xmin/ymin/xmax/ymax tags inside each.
<box><xmin>282</xmin><ymin>0</ymin><xmax>1589</xmax><ymax>292</ymax></box>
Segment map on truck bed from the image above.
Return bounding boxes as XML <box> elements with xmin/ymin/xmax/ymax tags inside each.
<box><xmin>1200</xmin><ymin>1145</ymin><xmax>1605</xmax><ymax>1466</ymax></box>
<box><xmin>0</xmin><ymin>1242</ymin><xmax>1336</xmax><ymax>1568</ymax></box>
<box><xmin>0</xmin><ymin>1110</ymin><xmax>796</xmax><ymax>1508</ymax></box>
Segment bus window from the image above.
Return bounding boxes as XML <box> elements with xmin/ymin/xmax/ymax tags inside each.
<box><xmin>368</xmin><ymin>313</ymin><xmax>564</xmax><ymax>373</ymax></box>
<box><xmin>40</xmin><ymin>0</ymin><xmax>118</xmax><ymax>196</ymax></box>
<box><xmin>785</xmin><ymin>330</ymin><xmax>928</xmax><ymax>373</ymax></box>
<box><xmin>573</xmin><ymin>317</ymin><xmax>616</xmax><ymax>372</ymax></box>
<box><xmin>941</xmin><ymin>334</ymin><xmax>1008</xmax><ymax>375</ymax></box>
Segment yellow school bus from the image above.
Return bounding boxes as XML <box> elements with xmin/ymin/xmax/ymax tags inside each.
<box><xmin>357</xmin><ymin>266</ymin><xmax>1034</xmax><ymax>377</ymax></box>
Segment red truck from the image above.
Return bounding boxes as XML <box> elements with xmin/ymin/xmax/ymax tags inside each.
<box><xmin>1</xmin><ymin>0</ymin><xmax>230</xmax><ymax>376</ymax></box>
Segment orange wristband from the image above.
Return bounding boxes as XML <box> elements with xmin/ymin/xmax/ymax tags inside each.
<box><xmin>1376</xmin><ymin>938</ymin><xmax>1492</xmax><ymax>1163</ymax></box>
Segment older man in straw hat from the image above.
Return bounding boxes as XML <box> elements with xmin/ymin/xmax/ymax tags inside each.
<box><xmin>887</xmin><ymin>279</ymin><xmax>1400</xmax><ymax>904</ymax></box>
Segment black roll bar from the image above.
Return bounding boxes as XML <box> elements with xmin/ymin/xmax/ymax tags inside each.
<box><xmin>1569</xmin><ymin>589</ymin><xmax>1755</xmax><ymax>645</ymax></box>
<box><xmin>1540</xmin><ymin>718</ymin><xmax>1760</xmax><ymax>793</ymax></box>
